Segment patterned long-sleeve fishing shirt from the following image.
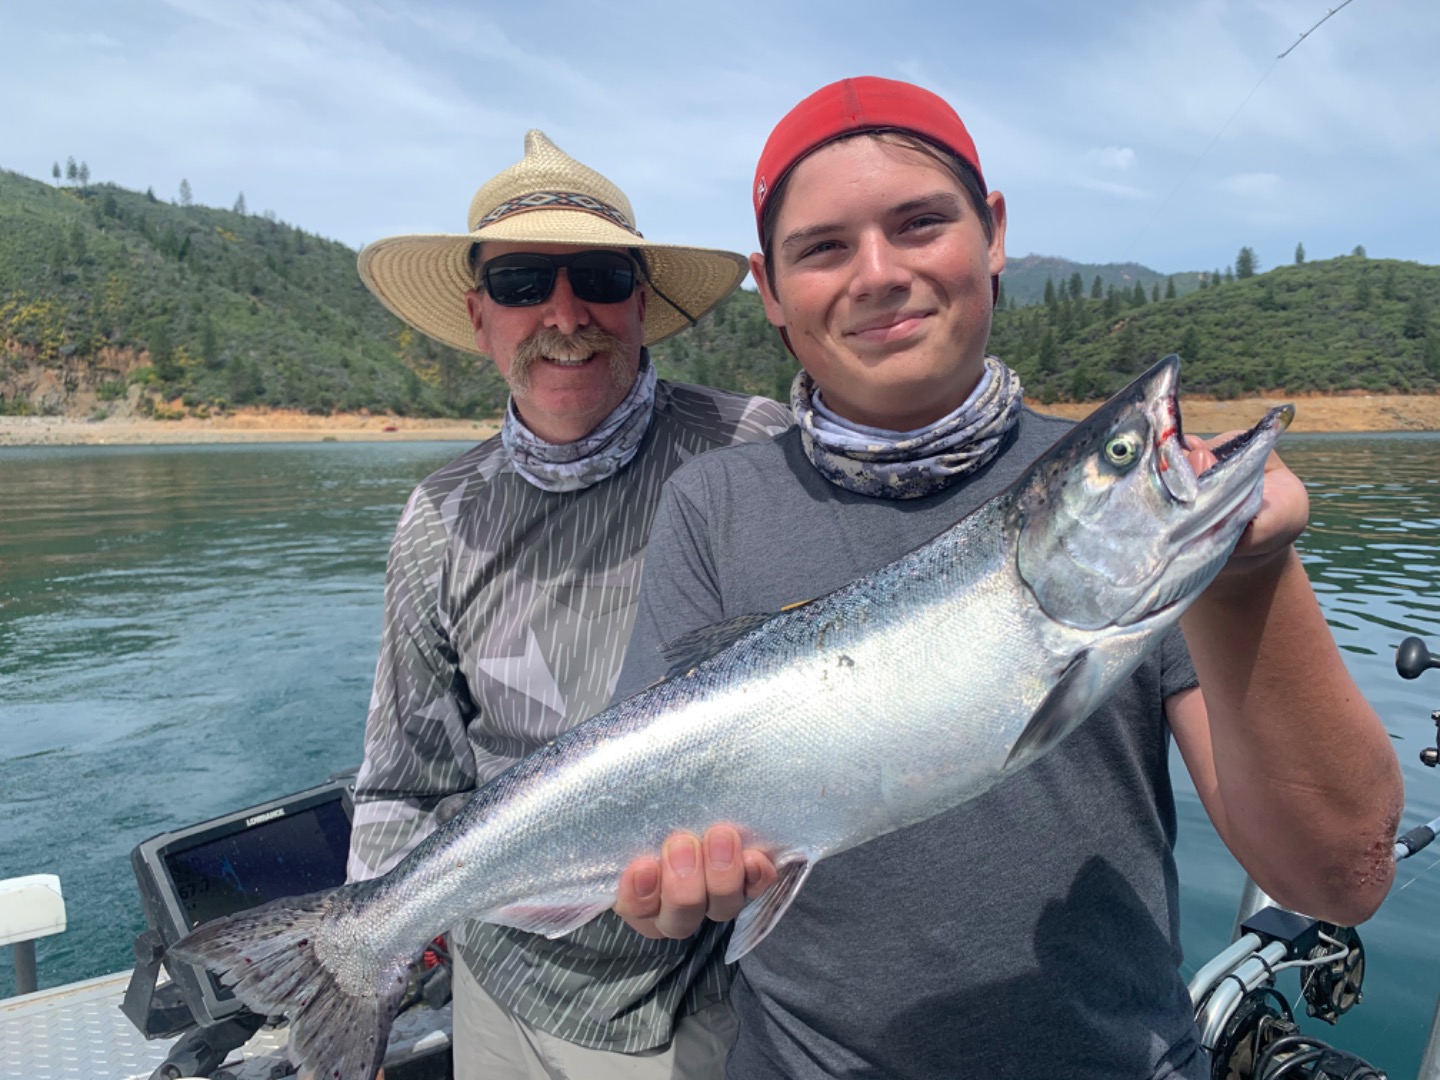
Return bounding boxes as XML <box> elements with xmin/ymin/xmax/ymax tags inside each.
<box><xmin>347</xmin><ymin>377</ymin><xmax>791</xmax><ymax>1052</ymax></box>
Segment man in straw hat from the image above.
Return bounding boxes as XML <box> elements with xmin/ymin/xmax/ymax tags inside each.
<box><xmin>608</xmin><ymin>77</ymin><xmax>1402</xmax><ymax>1079</ymax></box>
<box><xmin>347</xmin><ymin>130</ymin><xmax>790</xmax><ymax>1078</ymax></box>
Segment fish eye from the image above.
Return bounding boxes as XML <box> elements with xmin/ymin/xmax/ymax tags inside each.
<box><xmin>1103</xmin><ymin>434</ymin><xmax>1141</xmax><ymax>468</ymax></box>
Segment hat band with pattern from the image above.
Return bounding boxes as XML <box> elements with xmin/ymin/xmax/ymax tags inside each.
<box><xmin>474</xmin><ymin>191</ymin><xmax>640</xmax><ymax>235</ymax></box>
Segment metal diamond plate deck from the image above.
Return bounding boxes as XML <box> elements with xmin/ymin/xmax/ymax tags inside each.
<box><xmin>1</xmin><ymin>971</ymin><xmax>451</xmax><ymax>1079</ymax></box>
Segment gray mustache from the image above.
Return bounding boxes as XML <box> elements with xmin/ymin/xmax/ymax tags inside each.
<box><xmin>509</xmin><ymin>327</ymin><xmax>632</xmax><ymax>394</ymax></box>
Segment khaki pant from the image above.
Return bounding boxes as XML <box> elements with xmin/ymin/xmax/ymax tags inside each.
<box><xmin>452</xmin><ymin>953</ymin><xmax>738</xmax><ymax>1080</ymax></box>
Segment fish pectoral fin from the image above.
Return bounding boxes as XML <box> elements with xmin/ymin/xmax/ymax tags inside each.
<box><xmin>660</xmin><ymin>612</ymin><xmax>780</xmax><ymax>678</ymax></box>
<box><xmin>1004</xmin><ymin>649</ymin><xmax>1098</xmax><ymax>771</ymax></box>
<box><xmin>724</xmin><ymin>853</ymin><xmax>815</xmax><ymax>963</ymax></box>
<box><xmin>484</xmin><ymin>897</ymin><xmax>616</xmax><ymax>939</ymax></box>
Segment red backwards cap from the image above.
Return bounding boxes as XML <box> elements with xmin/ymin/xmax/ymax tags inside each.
<box><xmin>752</xmin><ymin>76</ymin><xmax>985</xmax><ymax>244</ymax></box>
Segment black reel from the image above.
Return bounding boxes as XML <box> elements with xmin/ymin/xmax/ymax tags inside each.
<box><xmin>1300</xmin><ymin>926</ymin><xmax>1365</xmax><ymax>1025</ymax></box>
<box><xmin>1210</xmin><ymin>987</ymin><xmax>1299</xmax><ymax>1080</ymax></box>
<box><xmin>1395</xmin><ymin>636</ymin><xmax>1440</xmax><ymax>767</ymax></box>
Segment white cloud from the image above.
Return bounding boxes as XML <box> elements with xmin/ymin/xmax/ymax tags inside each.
<box><xmin>1074</xmin><ymin>177</ymin><xmax>1153</xmax><ymax>201</ymax></box>
<box><xmin>1217</xmin><ymin>171</ymin><xmax>1284</xmax><ymax>198</ymax></box>
<box><xmin>1086</xmin><ymin>146</ymin><xmax>1137</xmax><ymax>172</ymax></box>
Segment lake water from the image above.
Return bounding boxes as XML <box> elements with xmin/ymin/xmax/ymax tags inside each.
<box><xmin>2</xmin><ymin>435</ymin><xmax>1439</xmax><ymax>1074</ymax></box>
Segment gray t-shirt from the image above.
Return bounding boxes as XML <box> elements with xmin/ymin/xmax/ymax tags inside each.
<box><xmin>347</xmin><ymin>377</ymin><xmax>791</xmax><ymax>1052</ymax></box>
<box><xmin>614</xmin><ymin>409</ymin><xmax>1207</xmax><ymax>1080</ymax></box>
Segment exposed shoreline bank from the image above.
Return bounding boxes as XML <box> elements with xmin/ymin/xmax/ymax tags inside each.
<box><xmin>0</xmin><ymin>411</ymin><xmax>501</xmax><ymax>446</ymax></box>
<box><xmin>3</xmin><ymin>392</ymin><xmax>1439</xmax><ymax>447</ymax></box>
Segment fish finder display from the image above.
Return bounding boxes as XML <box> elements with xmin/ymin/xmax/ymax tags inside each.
<box><xmin>162</xmin><ymin>797</ymin><xmax>352</xmax><ymax>930</ymax></box>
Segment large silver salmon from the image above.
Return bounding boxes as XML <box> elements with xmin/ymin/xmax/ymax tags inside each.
<box><xmin>171</xmin><ymin>355</ymin><xmax>1292</xmax><ymax>1079</ymax></box>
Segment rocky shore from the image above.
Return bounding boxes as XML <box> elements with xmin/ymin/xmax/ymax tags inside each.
<box><xmin>0</xmin><ymin>410</ymin><xmax>501</xmax><ymax>446</ymax></box>
<box><xmin>2</xmin><ymin>392</ymin><xmax>1439</xmax><ymax>447</ymax></box>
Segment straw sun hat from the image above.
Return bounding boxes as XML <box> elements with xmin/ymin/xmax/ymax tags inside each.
<box><xmin>357</xmin><ymin>131</ymin><xmax>748</xmax><ymax>354</ymax></box>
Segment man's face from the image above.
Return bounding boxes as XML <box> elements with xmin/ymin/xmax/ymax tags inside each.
<box><xmin>466</xmin><ymin>242</ymin><xmax>647</xmax><ymax>444</ymax></box>
<box><xmin>750</xmin><ymin>137</ymin><xmax>1006</xmax><ymax>432</ymax></box>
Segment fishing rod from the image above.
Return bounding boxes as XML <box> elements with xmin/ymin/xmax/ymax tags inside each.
<box><xmin>1129</xmin><ymin>0</ymin><xmax>1360</xmax><ymax>258</ymax></box>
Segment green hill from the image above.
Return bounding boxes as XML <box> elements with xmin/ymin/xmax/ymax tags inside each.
<box><xmin>987</xmin><ymin>255</ymin><xmax>1440</xmax><ymax>403</ymax></box>
<box><xmin>650</xmin><ymin>258</ymin><xmax>1440</xmax><ymax>406</ymax></box>
<box><xmin>999</xmin><ymin>254</ymin><xmax>1206</xmax><ymax>308</ymax></box>
<box><xmin>4</xmin><ymin>168</ymin><xmax>1437</xmax><ymax>418</ymax></box>
<box><xmin>0</xmin><ymin>169</ymin><xmax>506</xmax><ymax>418</ymax></box>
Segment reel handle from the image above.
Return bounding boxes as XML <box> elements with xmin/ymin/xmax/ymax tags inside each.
<box><xmin>1396</xmin><ymin>637</ymin><xmax>1440</xmax><ymax>681</ymax></box>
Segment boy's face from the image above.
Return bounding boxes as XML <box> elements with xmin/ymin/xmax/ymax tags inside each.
<box><xmin>752</xmin><ymin>137</ymin><xmax>1006</xmax><ymax>431</ymax></box>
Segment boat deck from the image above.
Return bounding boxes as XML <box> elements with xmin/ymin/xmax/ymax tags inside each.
<box><xmin>2</xmin><ymin>970</ymin><xmax>451</xmax><ymax>1079</ymax></box>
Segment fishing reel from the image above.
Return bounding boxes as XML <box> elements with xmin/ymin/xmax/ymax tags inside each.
<box><xmin>1396</xmin><ymin>636</ymin><xmax>1440</xmax><ymax>767</ymax></box>
<box><xmin>1299</xmin><ymin>926</ymin><xmax>1364</xmax><ymax>1025</ymax></box>
<box><xmin>1209</xmin><ymin>987</ymin><xmax>1298</xmax><ymax>1080</ymax></box>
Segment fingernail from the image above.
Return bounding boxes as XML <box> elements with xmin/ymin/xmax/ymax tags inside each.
<box><xmin>667</xmin><ymin>837</ymin><xmax>699</xmax><ymax>879</ymax></box>
<box><xmin>744</xmin><ymin>860</ymin><xmax>762</xmax><ymax>890</ymax></box>
<box><xmin>634</xmin><ymin>863</ymin><xmax>659</xmax><ymax>898</ymax></box>
<box><xmin>708</xmin><ymin>832</ymin><xmax>735</xmax><ymax>871</ymax></box>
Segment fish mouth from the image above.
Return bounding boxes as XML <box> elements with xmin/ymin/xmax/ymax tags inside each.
<box><xmin>1198</xmin><ymin>403</ymin><xmax>1295</xmax><ymax>476</ymax></box>
<box><xmin>1148</xmin><ymin>360</ymin><xmax>1293</xmax><ymax>510</ymax></box>
<box><xmin>1128</xmin><ymin>399</ymin><xmax>1293</xmax><ymax>626</ymax></box>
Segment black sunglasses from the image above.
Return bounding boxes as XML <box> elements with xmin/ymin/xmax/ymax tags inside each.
<box><xmin>480</xmin><ymin>251</ymin><xmax>640</xmax><ymax>307</ymax></box>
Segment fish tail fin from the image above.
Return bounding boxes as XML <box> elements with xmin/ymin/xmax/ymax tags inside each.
<box><xmin>168</xmin><ymin>883</ymin><xmax>408</xmax><ymax>1080</ymax></box>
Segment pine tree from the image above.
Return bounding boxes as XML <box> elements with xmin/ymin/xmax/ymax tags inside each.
<box><xmin>1068</xmin><ymin>272</ymin><xmax>1083</xmax><ymax>300</ymax></box>
<box><xmin>1213</xmin><ymin>268</ymin><xmax>1222</xmax><ymax>287</ymax></box>
<box><xmin>1294</xmin><ymin>242</ymin><xmax>1306</xmax><ymax>265</ymax></box>
<box><xmin>234</xmin><ymin>192</ymin><xmax>247</xmax><ymax>215</ymax></box>
<box><xmin>1133</xmin><ymin>281</ymin><xmax>1147</xmax><ymax>306</ymax></box>
<box><xmin>78</xmin><ymin>162</ymin><xmax>90</xmax><ymax>187</ymax></box>
<box><xmin>1165</xmin><ymin>277</ymin><xmax>1176</xmax><ymax>300</ymax></box>
<box><xmin>1151</xmin><ymin>283</ymin><xmax>1160</xmax><ymax>303</ymax></box>
<box><xmin>1179</xmin><ymin>324</ymin><xmax>1202</xmax><ymax>364</ymax></box>
<box><xmin>51</xmin><ymin>162</ymin><xmax>60</xmax><ymax>183</ymax></box>
<box><xmin>1404</xmin><ymin>294</ymin><xmax>1430</xmax><ymax>340</ymax></box>
<box><xmin>1037</xmin><ymin>327</ymin><xmax>1057</xmax><ymax>373</ymax></box>
<box><xmin>201</xmin><ymin>317</ymin><xmax>220</xmax><ymax>367</ymax></box>
<box><xmin>1043</xmin><ymin>277</ymin><xmax>1056</xmax><ymax>307</ymax></box>
<box><xmin>149</xmin><ymin>321</ymin><xmax>179</xmax><ymax>382</ymax></box>
<box><xmin>1352</xmin><ymin>244</ymin><xmax>1367</xmax><ymax>258</ymax></box>
<box><xmin>65</xmin><ymin>157</ymin><xmax>78</xmax><ymax>184</ymax></box>
<box><xmin>1236</xmin><ymin>247</ymin><xmax>1257</xmax><ymax>279</ymax></box>
<box><xmin>179</xmin><ymin>178</ymin><xmax>193</xmax><ymax>207</ymax></box>
<box><xmin>1103</xmin><ymin>286</ymin><xmax>1119</xmax><ymax>319</ymax></box>
<box><xmin>1090</xmin><ymin>275</ymin><xmax>1102</xmax><ymax>300</ymax></box>
<box><xmin>67</xmin><ymin>220</ymin><xmax>87</xmax><ymax>266</ymax></box>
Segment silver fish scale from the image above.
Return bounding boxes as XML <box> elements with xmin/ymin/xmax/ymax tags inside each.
<box><xmin>355</xmin><ymin>495</ymin><xmax>1081</xmax><ymax>955</ymax></box>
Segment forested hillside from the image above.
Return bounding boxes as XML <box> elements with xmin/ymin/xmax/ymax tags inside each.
<box><xmin>989</xmin><ymin>253</ymin><xmax>1440</xmax><ymax>402</ymax></box>
<box><xmin>3</xmin><ymin>167</ymin><xmax>1437</xmax><ymax>418</ymax></box>
<box><xmin>0</xmin><ymin>169</ymin><xmax>506</xmax><ymax>418</ymax></box>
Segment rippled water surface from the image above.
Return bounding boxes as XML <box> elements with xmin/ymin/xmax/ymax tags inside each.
<box><xmin>0</xmin><ymin>442</ymin><xmax>462</xmax><ymax>999</ymax></box>
<box><xmin>3</xmin><ymin>435</ymin><xmax>1440</xmax><ymax>1073</ymax></box>
<box><xmin>1171</xmin><ymin>434</ymin><xmax>1440</xmax><ymax>1076</ymax></box>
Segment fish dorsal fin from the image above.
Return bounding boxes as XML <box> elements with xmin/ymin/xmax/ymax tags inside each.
<box><xmin>660</xmin><ymin>612</ymin><xmax>781</xmax><ymax>678</ymax></box>
<box><xmin>1004</xmin><ymin>649</ymin><xmax>1098</xmax><ymax>771</ymax></box>
<box><xmin>725</xmin><ymin>853</ymin><xmax>815</xmax><ymax>963</ymax></box>
<box><xmin>483</xmin><ymin>896</ymin><xmax>615</xmax><ymax>939</ymax></box>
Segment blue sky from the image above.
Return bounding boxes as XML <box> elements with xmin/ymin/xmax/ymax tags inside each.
<box><xmin>3</xmin><ymin>0</ymin><xmax>1437</xmax><ymax>277</ymax></box>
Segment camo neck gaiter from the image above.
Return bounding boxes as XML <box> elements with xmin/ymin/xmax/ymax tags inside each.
<box><xmin>792</xmin><ymin>354</ymin><xmax>1024</xmax><ymax>500</ymax></box>
<box><xmin>502</xmin><ymin>351</ymin><xmax>657</xmax><ymax>493</ymax></box>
